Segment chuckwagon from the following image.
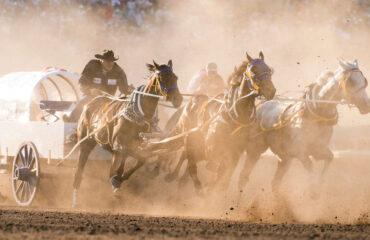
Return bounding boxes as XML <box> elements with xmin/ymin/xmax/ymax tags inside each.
<box><xmin>0</xmin><ymin>67</ymin><xmax>110</xmax><ymax>206</ymax></box>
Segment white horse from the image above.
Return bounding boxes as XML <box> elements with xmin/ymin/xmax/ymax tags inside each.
<box><xmin>238</xmin><ymin>58</ymin><xmax>370</xmax><ymax>191</ymax></box>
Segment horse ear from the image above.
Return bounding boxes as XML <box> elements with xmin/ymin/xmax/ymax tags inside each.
<box><xmin>153</xmin><ymin>60</ymin><xmax>160</xmax><ymax>69</ymax></box>
<box><xmin>338</xmin><ymin>57</ymin><xmax>349</xmax><ymax>70</ymax></box>
<box><xmin>168</xmin><ymin>59</ymin><xmax>173</xmax><ymax>68</ymax></box>
<box><xmin>146</xmin><ymin>63</ymin><xmax>155</xmax><ymax>72</ymax></box>
<box><xmin>246</xmin><ymin>52</ymin><xmax>253</xmax><ymax>63</ymax></box>
<box><xmin>234</xmin><ymin>66</ymin><xmax>237</xmax><ymax>72</ymax></box>
<box><xmin>354</xmin><ymin>59</ymin><xmax>359</xmax><ymax>67</ymax></box>
<box><xmin>259</xmin><ymin>51</ymin><xmax>264</xmax><ymax>60</ymax></box>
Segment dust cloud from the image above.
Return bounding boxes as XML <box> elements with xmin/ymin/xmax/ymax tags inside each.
<box><xmin>0</xmin><ymin>0</ymin><xmax>369</xmax><ymax>224</ymax></box>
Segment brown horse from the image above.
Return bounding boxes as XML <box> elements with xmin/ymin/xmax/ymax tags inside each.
<box><xmin>72</xmin><ymin>60</ymin><xmax>182</xmax><ymax>207</ymax></box>
<box><xmin>150</xmin><ymin>52</ymin><xmax>276</xmax><ymax>192</ymax></box>
<box><xmin>203</xmin><ymin>52</ymin><xmax>275</xmax><ymax>191</ymax></box>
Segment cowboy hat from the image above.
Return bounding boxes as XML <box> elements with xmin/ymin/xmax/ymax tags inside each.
<box><xmin>95</xmin><ymin>50</ymin><xmax>119</xmax><ymax>61</ymax></box>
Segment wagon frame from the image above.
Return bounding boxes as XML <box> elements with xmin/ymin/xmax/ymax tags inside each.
<box><xmin>0</xmin><ymin>67</ymin><xmax>110</xmax><ymax>206</ymax></box>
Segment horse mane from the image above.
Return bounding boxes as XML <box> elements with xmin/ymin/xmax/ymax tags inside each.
<box><xmin>316</xmin><ymin>70</ymin><xmax>334</xmax><ymax>86</ymax></box>
<box><xmin>301</xmin><ymin>70</ymin><xmax>335</xmax><ymax>99</ymax></box>
<box><xmin>227</xmin><ymin>61</ymin><xmax>248</xmax><ymax>86</ymax></box>
<box><xmin>143</xmin><ymin>75</ymin><xmax>156</xmax><ymax>93</ymax></box>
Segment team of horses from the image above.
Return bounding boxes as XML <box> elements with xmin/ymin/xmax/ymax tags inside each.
<box><xmin>71</xmin><ymin>53</ymin><xmax>370</xmax><ymax>207</ymax></box>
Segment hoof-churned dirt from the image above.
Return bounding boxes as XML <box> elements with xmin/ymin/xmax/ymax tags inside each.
<box><xmin>0</xmin><ymin>207</ymin><xmax>369</xmax><ymax>239</ymax></box>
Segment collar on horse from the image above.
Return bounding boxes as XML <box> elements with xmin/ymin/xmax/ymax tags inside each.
<box><xmin>304</xmin><ymin>84</ymin><xmax>338</xmax><ymax>124</ymax></box>
<box><xmin>121</xmin><ymin>67</ymin><xmax>177</xmax><ymax>130</ymax></box>
<box><xmin>220</xmin><ymin>86</ymin><xmax>257</xmax><ymax>135</ymax></box>
<box><xmin>121</xmin><ymin>85</ymin><xmax>158</xmax><ymax>131</ymax></box>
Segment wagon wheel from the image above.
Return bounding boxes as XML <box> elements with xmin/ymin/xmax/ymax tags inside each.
<box><xmin>11</xmin><ymin>142</ymin><xmax>40</xmax><ymax>206</ymax></box>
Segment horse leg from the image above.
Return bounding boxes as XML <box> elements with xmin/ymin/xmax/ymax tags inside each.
<box><xmin>312</xmin><ymin>147</ymin><xmax>334</xmax><ymax>183</ymax></box>
<box><xmin>109</xmin><ymin>150</ymin><xmax>127</xmax><ymax>190</ymax></box>
<box><xmin>216</xmin><ymin>149</ymin><xmax>240</xmax><ymax>191</ymax></box>
<box><xmin>297</xmin><ymin>153</ymin><xmax>316</xmax><ymax>184</ymax></box>
<box><xmin>121</xmin><ymin>157</ymin><xmax>145</xmax><ymax>182</ymax></box>
<box><xmin>238</xmin><ymin>150</ymin><xmax>261</xmax><ymax>191</ymax></box>
<box><xmin>146</xmin><ymin>157</ymin><xmax>162</xmax><ymax>178</ymax></box>
<box><xmin>187</xmin><ymin>153</ymin><xmax>202</xmax><ymax>191</ymax></box>
<box><xmin>271</xmin><ymin>157</ymin><xmax>293</xmax><ymax>192</ymax></box>
<box><xmin>72</xmin><ymin>140</ymin><xmax>96</xmax><ymax>208</ymax></box>
<box><xmin>165</xmin><ymin>150</ymin><xmax>187</xmax><ymax>182</ymax></box>
<box><xmin>178</xmin><ymin>163</ymin><xmax>190</xmax><ymax>186</ymax></box>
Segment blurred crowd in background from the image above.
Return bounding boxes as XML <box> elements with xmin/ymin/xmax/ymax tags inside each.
<box><xmin>0</xmin><ymin>0</ymin><xmax>368</xmax><ymax>32</ymax></box>
<box><xmin>0</xmin><ymin>0</ymin><xmax>159</xmax><ymax>28</ymax></box>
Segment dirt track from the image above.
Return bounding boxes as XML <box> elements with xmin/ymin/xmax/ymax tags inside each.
<box><xmin>0</xmin><ymin>207</ymin><xmax>368</xmax><ymax>239</ymax></box>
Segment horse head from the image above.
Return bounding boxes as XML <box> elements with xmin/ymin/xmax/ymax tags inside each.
<box><xmin>337</xmin><ymin>58</ymin><xmax>369</xmax><ymax>114</ymax></box>
<box><xmin>146</xmin><ymin>60</ymin><xmax>183</xmax><ymax>108</ymax></box>
<box><xmin>240</xmin><ymin>51</ymin><xmax>276</xmax><ymax>100</ymax></box>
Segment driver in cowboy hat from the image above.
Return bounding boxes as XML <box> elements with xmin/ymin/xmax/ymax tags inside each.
<box><xmin>64</xmin><ymin>50</ymin><xmax>133</xmax><ymax>122</ymax></box>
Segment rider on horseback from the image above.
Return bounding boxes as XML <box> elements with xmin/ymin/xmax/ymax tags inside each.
<box><xmin>187</xmin><ymin>62</ymin><xmax>225</xmax><ymax>96</ymax></box>
<box><xmin>64</xmin><ymin>50</ymin><xmax>133</xmax><ymax>122</ymax></box>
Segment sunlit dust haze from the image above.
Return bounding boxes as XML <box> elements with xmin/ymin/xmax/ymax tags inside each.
<box><xmin>0</xmin><ymin>0</ymin><xmax>369</xmax><ymax>224</ymax></box>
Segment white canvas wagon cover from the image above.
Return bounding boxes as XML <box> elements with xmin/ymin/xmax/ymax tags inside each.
<box><xmin>0</xmin><ymin>68</ymin><xmax>80</xmax><ymax>121</ymax></box>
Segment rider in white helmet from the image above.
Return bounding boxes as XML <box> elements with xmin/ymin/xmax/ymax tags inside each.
<box><xmin>187</xmin><ymin>62</ymin><xmax>225</xmax><ymax>96</ymax></box>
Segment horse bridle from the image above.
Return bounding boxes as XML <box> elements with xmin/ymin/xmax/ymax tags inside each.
<box><xmin>152</xmin><ymin>67</ymin><xmax>178</xmax><ymax>98</ymax></box>
<box><xmin>242</xmin><ymin>59</ymin><xmax>272</xmax><ymax>91</ymax></box>
<box><xmin>340</xmin><ymin>68</ymin><xmax>368</xmax><ymax>101</ymax></box>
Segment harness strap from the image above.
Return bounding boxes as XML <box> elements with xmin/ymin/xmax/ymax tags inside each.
<box><xmin>121</xmin><ymin>85</ymin><xmax>158</xmax><ymax>131</ymax></box>
<box><xmin>243</xmin><ymin>70</ymin><xmax>259</xmax><ymax>91</ymax></box>
<box><xmin>305</xmin><ymin>90</ymin><xmax>338</xmax><ymax>123</ymax></box>
<box><xmin>260</xmin><ymin>103</ymin><xmax>303</xmax><ymax>132</ymax></box>
<box><xmin>197</xmin><ymin>100</ymin><xmax>209</xmax><ymax>126</ymax></box>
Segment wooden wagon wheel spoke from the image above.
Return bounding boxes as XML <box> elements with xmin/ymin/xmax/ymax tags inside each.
<box><xmin>20</xmin><ymin>184</ymin><xmax>26</xmax><ymax>202</ymax></box>
<box><xmin>29</xmin><ymin>176</ymin><xmax>37</xmax><ymax>186</ymax></box>
<box><xmin>28</xmin><ymin>156</ymin><xmax>35</xmax><ymax>169</ymax></box>
<box><xmin>24</xmin><ymin>182</ymin><xmax>29</xmax><ymax>202</ymax></box>
<box><xmin>19</xmin><ymin>151</ymin><xmax>26</xmax><ymax>166</ymax></box>
<box><xmin>15</xmin><ymin>163</ymin><xmax>21</xmax><ymax>170</ymax></box>
<box><xmin>29</xmin><ymin>182</ymin><xmax>34</xmax><ymax>195</ymax></box>
<box><xmin>15</xmin><ymin>181</ymin><xmax>24</xmax><ymax>195</ymax></box>
<box><xmin>27</xmin><ymin>148</ymin><xmax>33</xmax><ymax>168</ymax></box>
<box><xmin>27</xmin><ymin>182</ymin><xmax>32</xmax><ymax>198</ymax></box>
<box><xmin>24</xmin><ymin>146</ymin><xmax>29</xmax><ymax>166</ymax></box>
<box><xmin>30</xmin><ymin>168</ymin><xmax>37</xmax><ymax>173</ymax></box>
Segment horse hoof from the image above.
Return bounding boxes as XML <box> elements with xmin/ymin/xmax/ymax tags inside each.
<box><xmin>110</xmin><ymin>176</ymin><xmax>122</xmax><ymax>189</ymax></box>
<box><xmin>112</xmin><ymin>187</ymin><xmax>122</xmax><ymax>199</ymax></box>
